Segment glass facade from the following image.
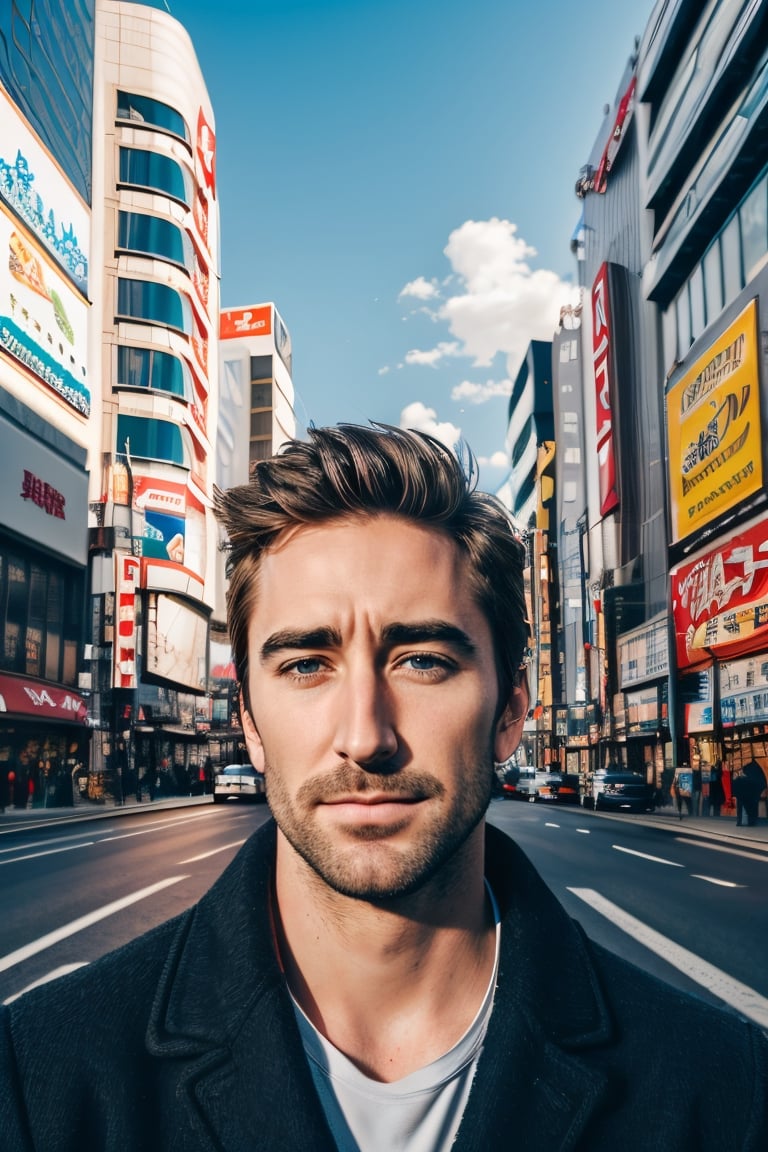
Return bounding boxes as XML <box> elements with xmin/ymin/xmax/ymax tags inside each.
<box><xmin>116</xmin><ymin>414</ymin><xmax>187</xmax><ymax>467</ymax></box>
<box><xmin>116</xmin><ymin>346</ymin><xmax>191</xmax><ymax>400</ymax></box>
<box><xmin>116</xmin><ymin>90</ymin><xmax>189</xmax><ymax>143</ymax></box>
<box><xmin>117</xmin><ymin>277</ymin><xmax>192</xmax><ymax>334</ymax></box>
<box><xmin>0</xmin><ymin>542</ymin><xmax>83</xmax><ymax>684</ymax></box>
<box><xmin>664</xmin><ymin>168</ymin><xmax>768</xmax><ymax>366</ymax></box>
<box><xmin>119</xmin><ymin>147</ymin><xmax>191</xmax><ymax>204</ymax></box>
<box><xmin>0</xmin><ymin>0</ymin><xmax>94</xmax><ymax>202</ymax></box>
<box><xmin>118</xmin><ymin>210</ymin><xmax>194</xmax><ymax>272</ymax></box>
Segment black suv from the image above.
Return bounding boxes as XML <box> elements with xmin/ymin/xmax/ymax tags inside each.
<box><xmin>591</xmin><ymin>772</ymin><xmax>655</xmax><ymax>813</ymax></box>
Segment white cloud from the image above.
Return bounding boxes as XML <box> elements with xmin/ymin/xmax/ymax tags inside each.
<box><xmin>404</xmin><ymin>341</ymin><xmax>461</xmax><ymax>367</ymax></box>
<box><xmin>377</xmin><ymin>365</ymin><xmax>390</xmax><ymax>376</ymax></box>
<box><xmin>477</xmin><ymin>450</ymin><xmax>509</xmax><ymax>469</ymax></box>
<box><xmin>399</xmin><ymin>276</ymin><xmax>440</xmax><ymax>301</ymax></box>
<box><xmin>399</xmin><ymin>402</ymin><xmax>461</xmax><ymax>448</ymax></box>
<box><xmin>451</xmin><ymin>378</ymin><xmax>513</xmax><ymax>405</ymax></box>
<box><xmin>436</xmin><ymin>218</ymin><xmax>577</xmax><ymax>371</ymax></box>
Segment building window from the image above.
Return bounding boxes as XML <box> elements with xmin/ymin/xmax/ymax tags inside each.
<box><xmin>251</xmin><ymin>382</ymin><xmax>272</xmax><ymax>409</ymax></box>
<box><xmin>116</xmin><ymin>91</ymin><xmax>189</xmax><ymax>143</ymax></box>
<box><xmin>689</xmin><ymin>264</ymin><xmax>705</xmax><ymax>343</ymax></box>
<box><xmin>119</xmin><ymin>147</ymin><xmax>191</xmax><ymax>204</ymax></box>
<box><xmin>0</xmin><ymin>546</ymin><xmax>83</xmax><ymax>685</ymax></box>
<box><xmin>661</xmin><ymin>301</ymin><xmax>677</xmax><ymax>371</ymax></box>
<box><xmin>250</xmin><ymin>355</ymin><xmax>272</xmax><ymax>380</ymax></box>
<box><xmin>250</xmin><ymin>411</ymin><xmax>272</xmax><ymax>437</ymax></box>
<box><xmin>117</xmin><ymin>278</ymin><xmax>192</xmax><ymax>334</ymax></box>
<box><xmin>118</xmin><ymin>211</ymin><xmax>193</xmax><ymax>271</ymax></box>
<box><xmin>116</xmin><ymin>346</ymin><xmax>191</xmax><ymax>399</ymax></box>
<box><xmin>740</xmin><ymin>174</ymin><xmax>768</xmax><ymax>284</ymax></box>
<box><xmin>116</xmin><ymin>415</ymin><xmax>187</xmax><ymax>467</ymax></box>
<box><xmin>721</xmin><ymin>213</ymin><xmax>742</xmax><ymax>306</ymax></box>
<box><xmin>702</xmin><ymin>239</ymin><xmax>722</xmax><ymax>324</ymax></box>
<box><xmin>675</xmin><ymin>283</ymin><xmax>691</xmax><ymax>358</ymax></box>
<box><xmin>249</xmin><ymin>440</ymin><xmax>273</xmax><ymax>465</ymax></box>
<box><xmin>562</xmin><ymin>411</ymin><xmax>579</xmax><ymax>433</ymax></box>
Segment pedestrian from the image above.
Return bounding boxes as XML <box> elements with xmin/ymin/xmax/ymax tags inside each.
<box><xmin>708</xmin><ymin>761</ymin><xmax>725</xmax><ymax>818</ymax></box>
<box><xmin>673</xmin><ymin>767</ymin><xmax>692</xmax><ymax>819</ymax></box>
<box><xmin>732</xmin><ymin>763</ymin><xmax>763</xmax><ymax>826</ymax></box>
<box><xmin>1</xmin><ymin>423</ymin><xmax>766</xmax><ymax>1151</ymax></box>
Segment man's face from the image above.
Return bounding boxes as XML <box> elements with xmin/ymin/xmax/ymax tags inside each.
<box><xmin>242</xmin><ymin>514</ymin><xmax>526</xmax><ymax>901</ymax></box>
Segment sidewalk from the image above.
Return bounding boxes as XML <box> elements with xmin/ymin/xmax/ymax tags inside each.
<box><xmin>586</xmin><ymin>802</ymin><xmax>768</xmax><ymax>852</ymax></box>
<box><xmin>0</xmin><ymin>793</ymin><xmax>212</xmax><ymax>834</ymax></box>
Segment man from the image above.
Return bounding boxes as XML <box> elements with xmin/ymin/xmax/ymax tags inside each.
<box><xmin>1</xmin><ymin>424</ymin><xmax>766</xmax><ymax>1150</ymax></box>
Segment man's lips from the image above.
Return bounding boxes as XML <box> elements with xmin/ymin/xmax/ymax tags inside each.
<box><xmin>321</xmin><ymin>793</ymin><xmax>424</xmax><ymax>806</ymax></box>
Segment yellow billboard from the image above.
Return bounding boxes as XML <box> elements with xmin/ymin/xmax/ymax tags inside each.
<box><xmin>667</xmin><ymin>300</ymin><xmax>762</xmax><ymax>544</ymax></box>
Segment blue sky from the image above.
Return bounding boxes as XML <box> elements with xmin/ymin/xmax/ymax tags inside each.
<box><xmin>167</xmin><ymin>0</ymin><xmax>655</xmax><ymax>490</ymax></box>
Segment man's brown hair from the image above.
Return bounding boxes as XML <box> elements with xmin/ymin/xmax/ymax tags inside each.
<box><xmin>214</xmin><ymin>423</ymin><xmax>530</xmax><ymax>703</ymax></box>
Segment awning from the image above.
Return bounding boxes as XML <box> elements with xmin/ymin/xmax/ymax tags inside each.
<box><xmin>0</xmin><ymin>673</ymin><xmax>88</xmax><ymax>725</ymax></box>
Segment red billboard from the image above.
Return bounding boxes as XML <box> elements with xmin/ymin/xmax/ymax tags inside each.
<box><xmin>670</xmin><ymin>515</ymin><xmax>768</xmax><ymax>670</ymax></box>
<box><xmin>591</xmin><ymin>264</ymin><xmax>619</xmax><ymax>516</ymax></box>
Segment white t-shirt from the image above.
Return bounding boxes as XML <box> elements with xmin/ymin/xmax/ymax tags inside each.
<box><xmin>290</xmin><ymin>883</ymin><xmax>501</xmax><ymax>1152</ymax></box>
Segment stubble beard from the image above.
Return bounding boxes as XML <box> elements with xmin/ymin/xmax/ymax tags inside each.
<box><xmin>264</xmin><ymin>757</ymin><xmax>494</xmax><ymax>901</ymax></box>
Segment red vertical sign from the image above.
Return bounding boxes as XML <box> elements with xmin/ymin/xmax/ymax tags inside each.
<box><xmin>592</xmin><ymin>263</ymin><xmax>619</xmax><ymax>516</ymax></box>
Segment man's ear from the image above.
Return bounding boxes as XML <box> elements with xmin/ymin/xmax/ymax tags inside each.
<box><xmin>493</xmin><ymin>668</ymin><xmax>529</xmax><ymax>763</ymax></box>
<box><xmin>240</xmin><ymin>692</ymin><xmax>265</xmax><ymax>772</ymax></box>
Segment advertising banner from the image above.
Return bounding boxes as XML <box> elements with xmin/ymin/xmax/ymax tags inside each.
<box><xmin>591</xmin><ymin>264</ymin><xmax>619</xmax><ymax>516</ymax></box>
<box><xmin>0</xmin><ymin>90</ymin><xmax>89</xmax><ymax>294</ymax></box>
<box><xmin>670</xmin><ymin>515</ymin><xmax>768</xmax><ymax>670</ymax></box>
<box><xmin>0</xmin><ymin>673</ymin><xmax>88</xmax><ymax>724</ymax></box>
<box><xmin>132</xmin><ymin>475</ymin><xmax>187</xmax><ymax>564</ymax></box>
<box><xmin>113</xmin><ymin>554</ymin><xmax>140</xmax><ymax>690</ymax></box>
<box><xmin>667</xmin><ymin>300</ymin><xmax>762</xmax><ymax>545</ymax></box>
<box><xmin>0</xmin><ymin>203</ymin><xmax>90</xmax><ymax>415</ymax></box>
<box><xmin>145</xmin><ymin>592</ymin><xmax>208</xmax><ymax>693</ymax></box>
<box><xmin>618</xmin><ymin>613</ymin><xmax>669</xmax><ymax>689</ymax></box>
<box><xmin>220</xmin><ymin>304</ymin><xmax>272</xmax><ymax>341</ymax></box>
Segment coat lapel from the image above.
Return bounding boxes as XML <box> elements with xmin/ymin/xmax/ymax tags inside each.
<box><xmin>144</xmin><ymin>820</ymin><xmax>616</xmax><ymax>1151</ymax></box>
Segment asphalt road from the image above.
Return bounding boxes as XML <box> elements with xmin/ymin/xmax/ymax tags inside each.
<box><xmin>2</xmin><ymin>797</ymin><xmax>767</xmax><ymax>1030</ymax></box>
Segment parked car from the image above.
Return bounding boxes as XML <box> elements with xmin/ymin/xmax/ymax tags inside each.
<box><xmin>534</xmin><ymin>773</ymin><xmax>581</xmax><ymax>804</ymax></box>
<box><xmin>590</xmin><ymin>771</ymin><xmax>655</xmax><ymax>812</ymax></box>
<box><xmin>213</xmin><ymin>763</ymin><xmax>266</xmax><ymax>804</ymax></box>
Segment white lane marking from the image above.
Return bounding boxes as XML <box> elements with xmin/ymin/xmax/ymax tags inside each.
<box><xmin>576</xmin><ymin>829</ymin><xmax>591</xmax><ymax>834</ymax></box>
<box><xmin>544</xmin><ymin>822</ymin><xmax>560</xmax><ymax>828</ymax></box>
<box><xmin>98</xmin><ymin>812</ymin><xmax>218</xmax><ymax>843</ymax></box>
<box><xmin>690</xmin><ymin>874</ymin><xmax>744</xmax><ymax>888</ymax></box>
<box><xmin>0</xmin><ymin>831</ymin><xmax>115</xmax><ymax>855</ymax></box>
<box><xmin>612</xmin><ymin>845</ymin><xmax>683</xmax><ymax>867</ymax></box>
<box><xmin>674</xmin><ymin>838</ymin><xmax>768</xmax><ymax>863</ymax></box>
<box><xmin>0</xmin><ymin>842</ymin><xmax>94</xmax><ymax>866</ymax></box>
<box><xmin>0</xmin><ymin>875</ymin><xmax>189</xmax><ymax>975</ymax></box>
<box><xmin>568</xmin><ymin>887</ymin><xmax>768</xmax><ymax>1030</ymax></box>
<box><xmin>3</xmin><ymin>963</ymin><xmax>89</xmax><ymax>1005</ymax></box>
<box><xmin>178</xmin><ymin>839</ymin><xmax>246</xmax><ymax>863</ymax></box>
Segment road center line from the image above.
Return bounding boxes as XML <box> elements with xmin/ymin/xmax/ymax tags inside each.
<box><xmin>98</xmin><ymin>814</ymin><xmax>216</xmax><ymax>843</ymax></box>
<box><xmin>178</xmin><ymin>839</ymin><xmax>246</xmax><ymax>863</ymax></box>
<box><xmin>0</xmin><ymin>875</ymin><xmax>189</xmax><ymax>975</ymax></box>
<box><xmin>0</xmin><ymin>842</ymin><xmax>94</xmax><ymax>866</ymax></box>
<box><xmin>576</xmin><ymin>829</ymin><xmax>591</xmax><ymax>834</ymax></box>
<box><xmin>612</xmin><ymin>845</ymin><xmax>683</xmax><ymax>866</ymax></box>
<box><xmin>568</xmin><ymin>887</ymin><xmax>768</xmax><ymax>1029</ymax></box>
<box><xmin>544</xmin><ymin>822</ymin><xmax>560</xmax><ymax>828</ymax></box>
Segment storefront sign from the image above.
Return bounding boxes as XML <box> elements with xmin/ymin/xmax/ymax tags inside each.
<box><xmin>0</xmin><ymin>673</ymin><xmax>88</xmax><ymax>723</ymax></box>
<box><xmin>591</xmin><ymin>264</ymin><xmax>619</xmax><ymax>516</ymax></box>
<box><xmin>625</xmin><ymin>685</ymin><xmax>660</xmax><ymax>735</ymax></box>
<box><xmin>671</xmin><ymin>514</ymin><xmax>768</xmax><ymax>669</ymax></box>
<box><xmin>666</xmin><ymin>300</ymin><xmax>762</xmax><ymax>545</ymax></box>
<box><xmin>113</xmin><ymin>554</ymin><xmax>140</xmax><ymax>690</ymax></box>
<box><xmin>720</xmin><ymin>654</ymin><xmax>768</xmax><ymax>728</ymax></box>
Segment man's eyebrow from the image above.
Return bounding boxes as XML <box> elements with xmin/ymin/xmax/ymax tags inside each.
<box><xmin>259</xmin><ymin>627</ymin><xmax>342</xmax><ymax>661</ymax></box>
<box><xmin>380</xmin><ymin>620</ymin><xmax>477</xmax><ymax>657</ymax></box>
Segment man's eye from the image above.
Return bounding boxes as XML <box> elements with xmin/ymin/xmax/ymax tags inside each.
<box><xmin>400</xmin><ymin>653</ymin><xmax>452</xmax><ymax>674</ymax></box>
<box><xmin>286</xmin><ymin>657</ymin><xmax>324</xmax><ymax>676</ymax></box>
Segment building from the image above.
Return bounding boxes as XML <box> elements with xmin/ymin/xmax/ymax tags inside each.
<box><xmin>83</xmin><ymin>0</ymin><xmax>221</xmax><ymax>801</ymax></box>
<box><xmin>0</xmin><ymin>1</ymin><xmax>95</xmax><ymax>807</ymax></box>
<box><xmin>212</xmin><ymin>303</ymin><xmax>297</xmax><ymax>758</ymax></box>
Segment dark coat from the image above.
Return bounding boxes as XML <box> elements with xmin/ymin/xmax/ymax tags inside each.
<box><xmin>1</xmin><ymin>820</ymin><xmax>766</xmax><ymax>1151</ymax></box>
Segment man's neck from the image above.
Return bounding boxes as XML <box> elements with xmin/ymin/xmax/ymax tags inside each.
<box><xmin>272</xmin><ymin>826</ymin><xmax>496</xmax><ymax>1082</ymax></box>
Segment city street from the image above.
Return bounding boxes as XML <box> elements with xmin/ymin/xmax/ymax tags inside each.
<box><xmin>1</xmin><ymin>798</ymin><xmax>767</xmax><ymax>1030</ymax></box>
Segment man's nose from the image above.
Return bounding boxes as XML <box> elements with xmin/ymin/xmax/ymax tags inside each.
<box><xmin>332</xmin><ymin>669</ymin><xmax>398</xmax><ymax>769</ymax></box>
